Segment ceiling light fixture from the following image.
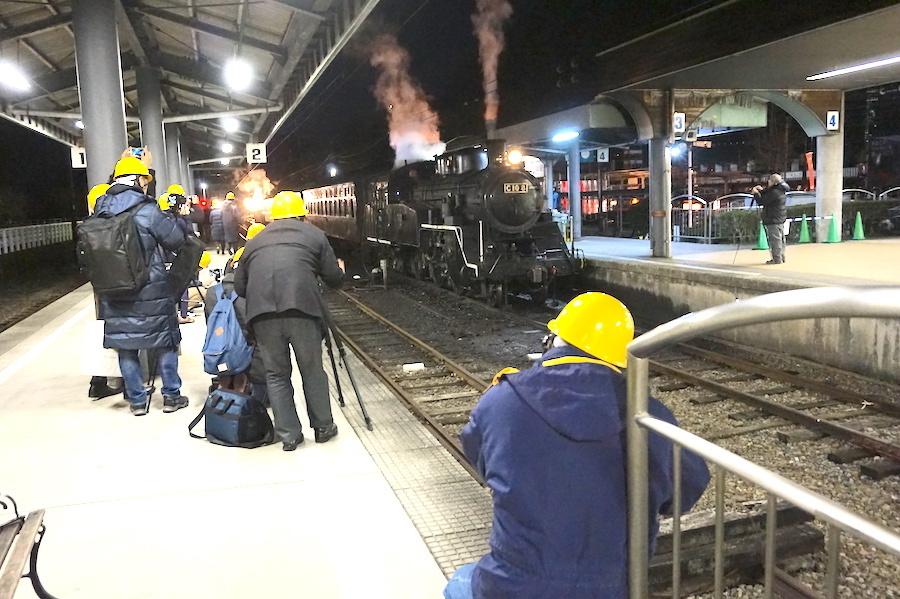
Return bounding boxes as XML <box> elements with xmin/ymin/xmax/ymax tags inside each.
<box><xmin>223</xmin><ymin>58</ymin><xmax>253</xmax><ymax>91</ymax></box>
<box><xmin>0</xmin><ymin>61</ymin><xmax>31</xmax><ymax>91</ymax></box>
<box><xmin>220</xmin><ymin>158</ymin><xmax>230</xmax><ymax>166</ymax></box>
<box><xmin>74</xmin><ymin>120</ymin><xmax>84</xmax><ymax>130</ymax></box>
<box><xmin>222</xmin><ymin>117</ymin><xmax>239</xmax><ymax>133</ymax></box>
<box><xmin>221</xmin><ymin>142</ymin><xmax>234</xmax><ymax>153</ymax></box>
<box><xmin>807</xmin><ymin>55</ymin><xmax>900</xmax><ymax>81</ymax></box>
<box><xmin>551</xmin><ymin>130</ymin><xmax>579</xmax><ymax>143</ymax></box>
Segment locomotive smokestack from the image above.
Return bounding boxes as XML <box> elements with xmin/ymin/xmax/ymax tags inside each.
<box><xmin>486</xmin><ymin>118</ymin><xmax>497</xmax><ymax>139</ymax></box>
<box><xmin>370</xmin><ymin>34</ymin><xmax>446</xmax><ymax>168</ymax></box>
<box><xmin>472</xmin><ymin>0</ymin><xmax>512</xmax><ymax>134</ymax></box>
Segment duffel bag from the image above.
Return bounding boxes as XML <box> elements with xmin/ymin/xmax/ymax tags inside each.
<box><xmin>188</xmin><ymin>388</ymin><xmax>274</xmax><ymax>448</ymax></box>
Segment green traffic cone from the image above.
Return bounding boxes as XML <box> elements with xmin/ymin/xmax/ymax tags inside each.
<box><xmin>798</xmin><ymin>215</ymin><xmax>811</xmax><ymax>243</ymax></box>
<box><xmin>754</xmin><ymin>221</ymin><xmax>769</xmax><ymax>250</ymax></box>
<box><xmin>826</xmin><ymin>213</ymin><xmax>841</xmax><ymax>243</ymax></box>
<box><xmin>851</xmin><ymin>212</ymin><xmax>865</xmax><ymax>240</ymax></box>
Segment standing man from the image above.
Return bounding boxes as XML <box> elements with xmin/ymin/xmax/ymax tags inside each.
<box><xmin>443</xmin><ymin>293</ymin><xmax>709</xmax><ymax>599</ymax></box>
<box><xmin>752</xmin><ymin>173</ymin><xmax>790</xmax><ymax>264</ymax></box>
<box><xmin>93</xmin><ymin>156</ymin><xmax>190</xmax><ymax>416</ymax></box>
<box><xmin>222</xmin><ymin>191</ymin><xmax>242</xmax><ymax>254</ymax></box>
<box><xmin>233</xmin><ymin>191</ymin><xmax>344</xmax><ymax>451</ymax></box>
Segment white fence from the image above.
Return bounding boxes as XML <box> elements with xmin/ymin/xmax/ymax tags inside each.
<box><xmin>0</xmin><ymin>222</ymin><xmax>73</xmax><ymax>255</ymax></box>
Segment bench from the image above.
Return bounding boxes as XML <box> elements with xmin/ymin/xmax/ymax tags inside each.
<box><xmin>0</xmin><ymin>495</ymin><xmax>58</xmax><ymax>599</ymax></box>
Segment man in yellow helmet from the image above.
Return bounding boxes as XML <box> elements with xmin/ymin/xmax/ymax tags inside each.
<box><xmin>444</xmin><ymin>292</ymin><xmax>710</xmax><ymax>599</ymax></box>
<box><xmin>234</xmin><ymin>191</ymin><xmax>344</xmax><ymax>450</ymax></box>
<box><xmin>93</xmin><ymin>151</ymin><xmax>191</xmax><ymax>416</ymax></box>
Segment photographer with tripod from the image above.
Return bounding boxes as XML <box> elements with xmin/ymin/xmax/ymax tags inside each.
<box><xmin>233</xmin><ymin>191</ymin><xmax>345</xmax><ymax>451</ymax></box>
<box><xmin>751</xmin><ymin>173</ymin><xmax>790</xmax><ymax>264</ymax></box>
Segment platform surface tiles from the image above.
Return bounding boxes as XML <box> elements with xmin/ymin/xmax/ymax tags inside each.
<box><xmin>0</xmin><ymin>257</ymin><xmax>488</xmax><ymax>598</ymax></box>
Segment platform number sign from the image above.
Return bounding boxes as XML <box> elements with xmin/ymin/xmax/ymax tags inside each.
<box><xmin>597</xmin><ymin>147</ymin><xmax>609</xmax><ymax>163</ymax></box>
<box><xmin>826</xmin><ymin>111</ymin><xmax>840</xmax><ymax>131</ymax></box>
<box><xmin>673</xmin><ymin>112</ymin><xmax>686</xmax><ymax>134</ymax></box>
<box><xmin>70</xmin><ymin>147</ymin><xmax>86</xmax><ymax>169</ymax></box>
<box><xmin>246</xmin><ymin>143</ymin><xmax>267</xmax><ymax>164</ymax></box>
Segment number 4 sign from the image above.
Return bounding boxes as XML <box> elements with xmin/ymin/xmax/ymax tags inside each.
<box><xmin>246</xmin><ymin>143</ymin><xmax>267</xmax><ymax>163</ymax></box>
<box><xmin>826</xmin><ymin>111</ymin><xmax>840</xmax><ymax>131</ymax></box>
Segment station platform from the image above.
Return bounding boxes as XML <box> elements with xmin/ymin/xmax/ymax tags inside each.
<box><xmin>0</xmin><ymin>254</ymin><xmax>491</xmax><ymax>598</ymax></box>
<box><xmin>574</xmin><ymin>236</ymin><xmax>900</xmax><ymax>286</ymax></box>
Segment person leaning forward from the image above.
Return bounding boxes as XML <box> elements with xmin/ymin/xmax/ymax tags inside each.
<box><xmin>752</xmin><ymin>173</ymin><xmax>790</xmax><ymax>264</ymax></box>
<box><xmin>233</xmin><ymin>191</ymin><xmax>344</xmax><ymax>451</ymax></box>
<box><xmin>443</xmin><ymin>293</ymin><xmax>710</xmax><ymax>599</ymax></box>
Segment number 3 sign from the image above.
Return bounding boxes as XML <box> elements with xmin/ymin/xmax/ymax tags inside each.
<box><xmin>246</xmin><ymin>143</ymin><xmax>267</xmax><ymax>163</ymax></box>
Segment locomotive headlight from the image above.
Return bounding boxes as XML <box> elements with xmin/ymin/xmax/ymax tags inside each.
<box><xmin>506</xmin><ymin>149</ymin><xmax>524</xmax><ymax>165</ymax></box>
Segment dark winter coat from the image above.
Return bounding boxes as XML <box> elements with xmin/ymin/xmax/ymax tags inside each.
<box><xmin>221</xmin><ymin>200</ymin><xmax>241</xmax><ymax>243</ymax></box>
<box><xmin>461</xmin><ymin>346</ymin><xmax>710</xmax><ymax>599</ymax></box>
<box><xmin>210</xmin><ymin>207</ymin><xmax>224</xmax><ymax>242</ymax></box>
<box><xmin>94</xmin><ymin>186</ymin><xmax>187</xmax><ymax>350</ymax></box>
<box><xmin>754</xmin><ymin>181</ymin><xmax>789</xmax><ymax>225</ymax></box>
<box><xmin>233</xmin><ymin>217</ymin><xmax>344</xmax><ymax>323</ymax></box>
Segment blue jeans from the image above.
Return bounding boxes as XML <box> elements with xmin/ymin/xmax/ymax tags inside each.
<box><xmin>444</xmin><ymin>563</ymin><xmax>476</xmax><ymax>599</ymax></box>
<box><xmin>118</xmin><ymin>348</ymin><xmax>182</xmax><ymax>404</ymax></box>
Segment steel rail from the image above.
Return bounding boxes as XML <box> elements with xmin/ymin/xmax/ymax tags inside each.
<box><xmin>650</xmin><ymin>360</ymin><xmax>900</xmax><ymax>462</ymax></box>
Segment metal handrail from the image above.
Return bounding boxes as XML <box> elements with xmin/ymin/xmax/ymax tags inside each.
<box><xmin>626</xmin><ymin>286</ymin><xmax>900</xmax><ymax>599</ymax></box>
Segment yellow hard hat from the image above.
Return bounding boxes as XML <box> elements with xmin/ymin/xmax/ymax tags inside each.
<box><xmin>225</xmin><ymin>191</ymin><xmax>235</xmax><ymax>200</ymax></box>
<box><xmin>158</xmin><ymin>193</ymin><xmax>173</xmax><ymax>211</ymax></box>
<box><xmin>199</xmin><ymin>251</ymin><xmax>212</xmax><ymax>269</ymax></box>
<box><xmin>87</xmin><ymin>183</ymin><xmax>110</xmax><ymax>213</ymax></box>
<box><xmin>547</xmin><ymin>292</ymin><xmax>634</xmax><ymax>368</ymax></box>
<box><xmin>113</xmin><ymin>156</ymin><xmax>152</xmax><ymax>180</ymax></box>
<box><xmin>269</xmin><ymin>190</ymin><xmax>307</xmax><ymax>219</ymax></box>
<box><xmin>232</xmin><ymin>247</ymin><xmax>245</xmax><ymax>263</ymax></box>
<box><xmin>168</xmin><ymin>184</ymin><xmax>185</xmax><ymax>195</ymax></box>
<box><xmin>246</xmin><ymin>223</ymin><xmax>265</xmax><ymax>239</ymax></box>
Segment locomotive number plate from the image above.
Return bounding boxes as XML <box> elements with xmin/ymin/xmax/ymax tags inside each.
<box><xmin>504</xmin><ymin>183</ymin><xmax>529</xmax><ymax>193</ymax></box>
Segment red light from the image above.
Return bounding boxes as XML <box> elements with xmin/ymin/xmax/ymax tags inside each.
<box><xmin>199</xmin><ymin>198</ymin><xmax>210</xmax><ymax>208</ymax></box>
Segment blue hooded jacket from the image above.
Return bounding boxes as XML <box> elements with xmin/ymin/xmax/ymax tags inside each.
<box><xmin>461</xmin><ymin>345</ymin><xmax>709</xmax><ymax>599</ymax></box>
<box><xmin>94</xmin><ymin>186</ymin><xmax>186</xmax><ymax>350</ymax></box>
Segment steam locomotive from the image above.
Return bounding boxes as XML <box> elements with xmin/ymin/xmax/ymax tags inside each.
<box><xmin>302</xmin><ymin>139</ymin><xmax>580</xmax><ymax>305</ymax></box>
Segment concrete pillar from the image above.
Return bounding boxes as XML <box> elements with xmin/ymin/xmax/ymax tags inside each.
<box><xmin>136</xmin><ymin>66</ymin><xmax>167</xmax><ymax>195</ymax></box>
<box><xmin>177</xmin><ymin>133</ymin><xmax>190</xmax><ymax>191</ymax></box>
<box><xmin>815</xmin><ymin>126</ymin><xmax>845</xmax><ymax>242</ymax></box>
<box><xmin>543</xmin><ymin>157</ymin><xmax>555</xmax><ymax>211</ymax></box>
<box><xmin>567</xmin><ymin>141</ymin><xmax>582</xmax><ymax>239</ymax></box>
<box><xmin>72</xmin><ymin>0</ymin><xmax>128</xmax><ymax>187</ymax></box>
<box><xmin>648</xmin><ymin>137</ymin><xmax>672</xmax><ymax>257</ymax></box>
<box><xmin>165</xmin><ymin>123</ymin><xmax>181</xmax><ymax>190</ymax></box>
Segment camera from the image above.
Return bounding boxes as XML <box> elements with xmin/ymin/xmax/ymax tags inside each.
<box><xmin>209</xmin><ymin>268</ymin><xmax>222</xmax><ymax>282</ymax></box>
<box><xmin>130</xmin><ymin>147</ymin><xmax>144</xmax><ymax>158</ymax></box>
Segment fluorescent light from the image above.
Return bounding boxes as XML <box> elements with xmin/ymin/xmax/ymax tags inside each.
<box><xmin>807</xmin><ymin>55</ymin><xmax>900</xmax><ymax>81</ymax></box>
<box><xmin>74</xmin><ymin>120</ymin><xmax>84</xmax><ymax>130</ymax></box>
<box><xmin>223</xmin><ymin>58</ymin><xmax>253</xmax><ymax>91</ymax></box>
<box><xmin>222</xmin><ymin>117</ymin><xmax>239</xmax><ymax>133</ymax></box>
<box><xmin>552</xmin><ymin>130</ymin><xmax>579</xmax><ymax>143</ymax></box>
<box><xmin>221</xmin><ymin>142</ymin><xmax>234</xmax><ymax>153</ymax></box>
<box><xmin>329</xmin><ymin>166</ymin><xmax>338</xmax><ymax>177</ymax></box>
<box><xmin>0</xmin><ymin>61</ymin><xmax>31</xmax><ymax>91</ymax></box>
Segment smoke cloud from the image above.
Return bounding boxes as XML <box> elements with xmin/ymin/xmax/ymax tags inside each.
<box><xmin>233</xmin><ymin>167</ymin><xmax>276</xmax><ymax>212</ymax></box>
<box><xmin>472</xmin><ymin>0</ymin><xmax>512</xmax><ymax>132</ymax></box>
<box><xmin>370</xmin><ymin>33</ymin><xmax>445</xmax><ymax>167</ymax></box>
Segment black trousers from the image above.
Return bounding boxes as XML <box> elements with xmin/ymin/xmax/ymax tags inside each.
<box><xmin>252</xmin><ymin>314</ymin><xmax>332</xmax><ymax>442</ymax></box>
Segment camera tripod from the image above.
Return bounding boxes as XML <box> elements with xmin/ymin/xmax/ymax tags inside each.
<box><xmin>318</xmin><ymin>290</ymin><xmax>373</xmax><ymax>431</ymax></box>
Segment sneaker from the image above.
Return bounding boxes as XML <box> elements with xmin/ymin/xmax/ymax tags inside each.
<box><xmin>177</xmin><ymin>315</ymin><xmax>195</xmax><ymax>324</ymax></box>
<box><xmin>162</xmin><ymin>394</ymin><xmax>189</xmax><ymax>413</ymax></box>
<box><xmin>765</xmin><ymin>259</ymin><xmax>783</xmax><ymax>264</ymax></box>
<box><xmin>314</xmin><ymin>424</ymin><xmax>338</xmax><ymax>444</ymax></box>
<box><xmin>283</xmin><ymin>434</ymin><xmax>305</xmax><ymax>452</ymax></box>
<box><xmin>130</xmin><ymin>399</ymin><xmax>150</xmax><ymax>416</ymax></box>
<box><xmin>88</xmin><ymin>380</ymin><xmax>122</xmax><ymax>400</ymax></box>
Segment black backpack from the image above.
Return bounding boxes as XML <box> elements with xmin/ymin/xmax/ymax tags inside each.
<box><xmin>77</xmin><ymin>204</ymin><xmax>149</xmax><ymax>296</ymax></box>
<box><xmin>166</xmin><ymin>233</ymin><xmax>205</xmax><ymax>299</ymax></box>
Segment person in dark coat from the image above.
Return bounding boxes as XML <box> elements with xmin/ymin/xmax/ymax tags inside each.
<box><xmin>233</xmin><ymin>191</ymin><xmax>344</xmax><ymax>451</ymax></box>
<box><xmin>93</xmin><ymin>156</ymin><xmax>190</xmax><ymax>416</ymax></box>
<box><xmin>443</xmin><ymin>293</ymin><xmax>710</xmax><ymax>599</ymax></box>
<box><xmin>752</xmin><ymin>173</ymin><xmax>790</xmax><ymax>264</ymax></box>
<box><xmin>221</xmin><ymin>191</ymin><xmax>242</xmax><ymax>254</ymax></box>
<box><xmin>209</xmin><ymin>200</ymin><xmax>225</xmax><ymax>254</ymax></box>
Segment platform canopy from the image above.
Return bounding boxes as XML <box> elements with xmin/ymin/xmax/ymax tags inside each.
<box><xmin>0</xmin><ymin>0</ymin><xmax>383</xmax><ymax>161</ymax></box>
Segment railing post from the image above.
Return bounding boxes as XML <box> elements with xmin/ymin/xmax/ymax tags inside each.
<box><xmin>627</xmin><ymin>355</ymin><xmax>650</xmax><ymax>599</ymax></box>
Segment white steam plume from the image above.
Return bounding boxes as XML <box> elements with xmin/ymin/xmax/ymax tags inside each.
<box><xmin>370</xmin><ymin>33</ymin><xmax>445</xmax><ymax>167</ymax></box>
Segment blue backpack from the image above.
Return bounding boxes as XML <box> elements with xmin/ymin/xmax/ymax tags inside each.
<box><xmin>202</xmin><ymin>284</ymin><xmax>253</xmax><ymax>376</ymax></box>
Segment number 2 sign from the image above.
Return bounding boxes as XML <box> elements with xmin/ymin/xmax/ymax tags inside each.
<box><xmin>246</xmin><ymin>143</ymin><xmax>267</xmax><ymax>163</ymax></box>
